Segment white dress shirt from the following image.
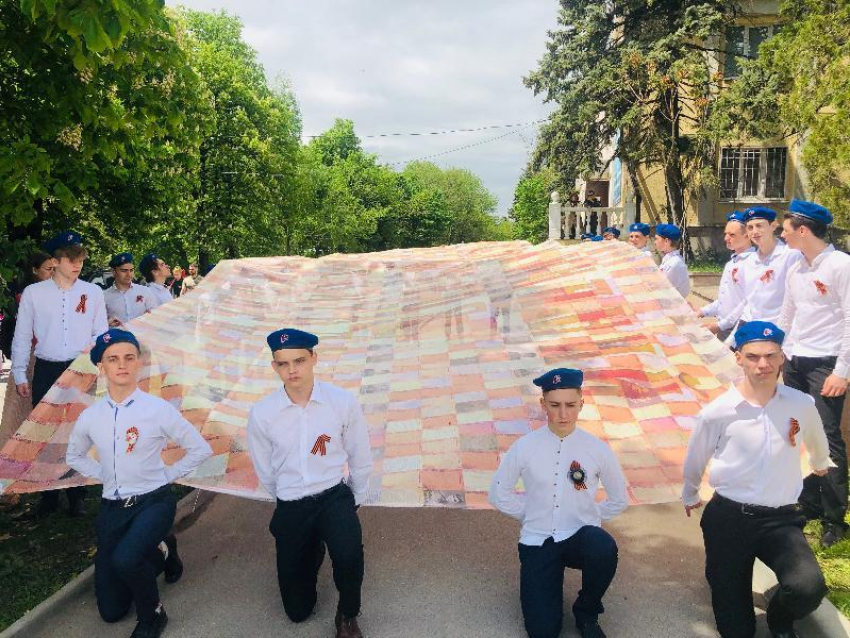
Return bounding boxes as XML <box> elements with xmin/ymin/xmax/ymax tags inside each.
<box><xmin>738</xmin><ymin>241</ymin><xmax>802</xmax><ymax>324</ymax></box>
<box><xmin>700</xmin><ymin>248</ymin><xmax>754</xmax><ymax>331</ymax></box>
<box><xmin>682</xmin><ymin>383</ymin><xmax>831</xmax><ymax>508</ymax></box>
<box><xmin>489</xmin><ymin>426</ymin><xmax>628</xmax><ymax>546</ymax></box>
<box><xmin>778</xmin><ymin>245</ymin><xmax>850</xmax><ymax>378</ymax></box>
<box><xmin>247</xmin><ymin>381</ymin><xmax>374</xmax><ymax>505</ymax></box>
<box><xmin>147</xmin><ymin>282</ymin><xmax>174</xmax><ymax>308</ymax></box>
<box><xmin>66</xmin><ymin>388</ymin><xmax>213</xmax><ymax>499</ymax></box>
<box><xmin>660</xmin><ymin>250</ymin><xmax>690</xmax><ymax>298</ymax></box>
<box><xmin>104</xmin><ymin>283</ymin><xmax>156</xmax><ymax>323</ymax></box>
<box><xmin>11</xmin><ymin>278</ymin><xmax>108</xmax><ymax>385</ymax></box>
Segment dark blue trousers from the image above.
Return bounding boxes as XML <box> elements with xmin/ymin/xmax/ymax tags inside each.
<box><xmin>95</xmin><ymin>487</ymin><xmax>175</xmax><ymax>624</ymax></box>
<box><xmin>270</xmin><ymin>482</ymin><xmax>364</xmax><ymax>622</ymax></box>
<box><xmin>518</xmin><ymin>526</ymin><xmax>618</xmax><ymax>638</ymax></box>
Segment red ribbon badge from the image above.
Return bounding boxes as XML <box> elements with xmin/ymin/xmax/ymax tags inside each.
<box><xmin>731</xmin><ymin>267</ymin><xmax>739</xmax><ymax>284</ymax></box>
<box><xmin>759</xmin><ymin>269</ymin><xmax>775</xmax><ymax>284</ymax></box>
<box><xmin>788</xmin><ymin>418</ymin><xmax>800</xmax><ymax>447</ymax></box>
<box><xmin>136</xmin><ymin>294</ymin><xmax>144</xmax><ymax>303</ymax></box>
<box><xmin>311</xmin><ymin>434</ymin><xmax>331</xmax><ymax>456</ymax></box>
<box><xmin>126</xmin><ymin>426</ymin><xmax>140</xmax><ymax>453</ymax></box>
<box><xmin>569</xmin><ymin>460</ymin><xmax>588</xmax><ymax>491</ymax></box>
<box><xmin>814</xmin><ymin>280</ymin><xmax>828</xmax><ymax>296</ymax></box>
<box><xmin>75</xmin><ymin>294</ymin><xmax>88</xmax><ymax>313</ymax></box>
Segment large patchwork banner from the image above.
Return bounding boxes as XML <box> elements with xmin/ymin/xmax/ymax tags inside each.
<box><xmin>0</xmin><ymin>240</ymin><xmax>739</xmax><ymax>507</ymax></box>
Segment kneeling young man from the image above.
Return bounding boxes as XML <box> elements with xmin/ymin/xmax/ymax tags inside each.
<box><xmin>682</xmin><ymin>321</ymin><xmax>831</xmax><ymax>638</ymax></box>
<box><xmin>247</xmin><ymin>329</ymin><xmax>373</xmax><ymax>638</ymax></box>
<box><xmin>66</xmin><ymin>329</ymin><xmax>212</xmax><ymax>638</ymax></box>
<box><xmin>489</xmin><ymin>368</ymin><xmax>628</xmax><ymax>638</ymax></box>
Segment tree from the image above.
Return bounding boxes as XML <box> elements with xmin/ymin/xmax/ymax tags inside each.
<box><xmin>706</xmin><ymin>0</ymin><xmax>850</xmax><ymax>226</ymax></box>
<box><xmin>525</xmin><ymin>0</ymin><xmax>737</xmax><ymax>229</ymax></box>
<box><xmin>510</xmin><ymin>167</ymin><xmax>558</xmax><ymax>243</ymax></box>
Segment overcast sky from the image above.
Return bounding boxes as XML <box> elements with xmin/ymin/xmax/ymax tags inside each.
<box><xmin>167</xmin><ymin>0</ymin><xmax>558</xmax><ymax>215</ymax></box>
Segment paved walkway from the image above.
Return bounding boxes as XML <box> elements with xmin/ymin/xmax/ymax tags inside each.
<box><xmin>9</xmin><ymin>495</ymin><xmax>849</xmax><ymax>638</ymax></box>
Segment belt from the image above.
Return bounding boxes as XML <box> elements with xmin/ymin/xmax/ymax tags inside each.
<box><xmin>102</xmin><ymin>484</ymin><xmax>171</xmax><ymax>509</ymax></box>
<box><xmin>713</xmin><ymin>492</ymin><xmax>800</xmax><ymax>517</ymax></box>
<box><xmin>277</xmin><ymin>481</ymin><xmax>346</xmax><ymax>506</ymax></box>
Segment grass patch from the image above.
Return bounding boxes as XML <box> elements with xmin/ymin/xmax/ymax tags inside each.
<box><xmin>0</xmin><ymin>484</ymin><xmax>193</xmax><ymax>631</ymax></box>
<box><xmin>805</xmin><ymin>516</ymin><xmax>850</xmax><ymax>618</ymax></box>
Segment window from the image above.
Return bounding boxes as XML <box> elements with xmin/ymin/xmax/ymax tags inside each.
<box><xmin>724</xmin><ymin>25</ymin><xmax>777</xmax><ymax>78</ymax></box>
<box><xmin>719</xmin><ymin>147</ymin><xmax>787</xmax><ymax>201</ymax></box>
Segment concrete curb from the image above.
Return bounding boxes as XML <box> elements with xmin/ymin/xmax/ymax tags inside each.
<box><xmin>0</xmin><ymin>489</ymin><xmax>217</xmax><ymax>638</ymax></box>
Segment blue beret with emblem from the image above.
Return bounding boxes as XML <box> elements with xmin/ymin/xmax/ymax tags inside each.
<box><xmin>109</xmin><ymin>252</ymin><xmax>133</xmax><ymax>268</ymax></box>
<box><xmin>602</xmin><ymin>227</ymin><xmax>621</xmax><ymax>238</ymax></box>
<box><xmin>590</xmin><ymin>235</ymin><xmax>604</xmax><ymax>242</ymax></box>
<box><xmin>734</xmin><ymin>320</ymin><xmax>785</xmax><ymax>350</ymax></box>
<box><xmin>267</xmin><ymin>328</ymin><xmax>319</xmax><ymax>352</ymax></box>
<box><xmin>43</xmin><ymin>230</ymin><xmax>82</xmax><ymax>255</ymax></box>
<box><xmin>727</xmin><ymin>210</ymin><xmax>747</xmax><ymax>224</ymax></box>
<box><xmin>789</xmin><ymin>199</ymin><xmax>833</xmax><ymax>225</ymax></box>
<box><xmin>533</xmin><ymin>368</ymin><xmax>584</xmax><ymax>391</ymax></box>
<box><xmin>629</xmin><ymin>223</ymin><xmax>651</xmax><ymax>236</ymax></box>
<box><xmin>138</xmin><ymin>252</ymin><xmax>158</xmax><ymax>274</ymax></box>
<box><xmin>655</xmin><ymin>223</ymin><xmax>682</xmax><ymax>241</ymax></box>
<box><xmin>744</xmin><ymin>206</ymin><xmax>777</xmax><ymax>222</ymax></box>
<box><xmin>90</xmin><ymin>329</ymin><xmax>141</xmax><ymax>364</ymax></box>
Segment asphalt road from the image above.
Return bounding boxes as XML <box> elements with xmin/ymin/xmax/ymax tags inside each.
<box><xmin>13</xmin><ymin>494</ymin><xmax>849</xmax><ymax>638</ymax></box>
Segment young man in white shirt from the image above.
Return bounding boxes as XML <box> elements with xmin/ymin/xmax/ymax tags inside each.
<box><xmin>683</xmin><ymin>321</ymin><xmax>831</xmax><ymax>638</ymax></box>
<box><xmin>654</xmin><ymin>223</ymin><xmax>690</xmax><ymax>298</ymax></box>
<box><xmin>627</xmin><ymin>223</ymin><xmax>652</xmax><ymax>253</ymax></box>
<box><xmin>139</xmin><ymin>253</ymin><xmax>174</xmax><ymax>308</ymax></box>
<box><xmin>247</xmin><ymin>329</ymin><xmax>373</xmax><ymax>638</ymax></box>
<box><xmin>11</xmin><ymin>230</ymin><xmax>108</xmax><ymax>516</ymax></box>
<box><xmin>698</xmin><ymin>212</ymin><xmax>754</xmax><ymax>341</ymax></box>
<box><xmin>737</xmin><ymin>207</ymin><xmax>802</xmax><ymax>325</ymax></box>
<box><xmin>489</xmin><ymin>368</ymin><xmax>628</xmax><ymax>638</ymax></box>
<box><xmin>66</xmin><ymin>328</ymin><xmax>212</xmax><ymax>638</ymax></box>
<box><xmin>778</xmin><ymin>199</ymin><xmax>850</xmax><ymax>547</ymax></box>
<box><xmin>104</xmin><ymin>253</ymin><xmax>156</xmax><ymax>326</ymax></box>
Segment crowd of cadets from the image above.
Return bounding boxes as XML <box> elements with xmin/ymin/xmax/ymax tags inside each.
<box><xmin>0</xmin><ymin>197</ymin><xmax>847</xmax><ymax>638</ymax></box>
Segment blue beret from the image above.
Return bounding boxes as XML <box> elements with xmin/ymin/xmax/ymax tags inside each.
<box><xmin>580</xmin><ymin>233</ymin><xmax>592</xmax><ymax>240</ymax></box>
<box><xmin>42</xmin><ymin>230</ymin><xmax>82</xmax><ymax>254</ymax></box>
<box><xmin>533</xmin><ymin>368</ymin><xmax>584</xmax><ymax>391</ymax></box>
<box><xmin>109</xmin><ymin>252</ymin><xmax>133</xmax><ymax>268</ymax></box>
<box><xmin>90</xmin><ymin>329</ymin><xmax>141</xmax><ymax>364</ymax></box>
<box><xmin>733</xmin><ymin>321</ymin><xmax>785</xmax><ymax>350</ymax></box>
<box><xmin>655</xmin><ymin>224</ymin><xmax>682</xmax><ymax>241</ymax></box>
<box><xmin>202</xmin><ymin>263</ymin><xmax>216</xmax><ymax>276</ymax></box>
<box><xmin>602</xmin><ymin>227</ymin><xmax>621</xmax><ymax>238</ymax></box>
<box><xmin>789</xmin><ymin>199</ymin><xmax>833</xmax><ymax>225</ymax></box>
<box><xmin>267</xmin><ymin>328</ymin><xmax>319</xmax><ymax>352</ymax></box>
<box><xmin>590</xmin><ymin>235</ymin><xmax>604</xmax><ymax>242</ymax></box>
<box><xmin>744</xmin><ymin>206</ymin><xmax>777</xmax><ymax>222</ymax></box>
<box><xmin>629</xmin><ymin>223</ymin><xmax>650</xmax><ymax>235</ymax></box>
<box><xmin>138</xmin><ymin>252</ymin><xmax>159</xmax><ymax>273</ymax></box>
<box><xmin>726</xmin><ymin>210</ymin><xmax>746</xmax><ymax>224</ymax></box>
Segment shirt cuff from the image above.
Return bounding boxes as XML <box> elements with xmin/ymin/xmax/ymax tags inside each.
<box><xmin>12</xmin><ymin>368</ymin><xmax>27</xmax><ymax>385</ymax></box>
<box><xmin>681</xmin><ymin>489</ymin><xmax>701</xmax><ymax>507</ymax></box>
<box><xmin>832</xmin><ymin>361</ymin><xmax>849</xmax><ymax>378</ymax></box>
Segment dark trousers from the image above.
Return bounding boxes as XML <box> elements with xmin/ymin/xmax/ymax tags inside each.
<box><xmin>518</xmin><ymin>526</ymin><xmax>618</xmax><ymax>638</ymax></box>
<box><xmin>270</xmin><ymin>482</ymin><xmax>364</xmax><ymax>622</ymax></box>
<box><xmin>701</xmin><ymin>494</ymin><xmax>827</xmax><ymax>638</ymax></box>
<box><xmin>783</xmin><ymin>356</ymin><xmax>848</xmax><ymax>528</ymax></box>
<box><xmin>95</xmin><ymin>487</ymin><xmax>175</xmax><ymax>624</ymax></box>
<box><xmin>33</xmin><ymin>358</ymin><xmax>86</xmax><ymax>509</ymax></box>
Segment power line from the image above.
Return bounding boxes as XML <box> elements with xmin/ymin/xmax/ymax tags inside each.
<box><xmin>302</xmin><ymin>119</ymin><xmax>547</xmax><ymax>139</ymax></box>
<box><xmin>390</xmin><ymin>123</ymin><xmax>539</xmax><ymax>166</ymax></box>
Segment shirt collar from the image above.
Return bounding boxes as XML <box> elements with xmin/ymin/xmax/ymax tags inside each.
<box><xmin>732</xmin><ymin>247</ymin><xmax>755</xmax><ymax>263</ymax></box>
<box><xmin>810</xmin><ymin>244</ymin><xmax>835</xmax><ymax>268</ymax></box>
<box><xmin>279</xmin><ymin>381</ymin><xmax>325</xmax><ymax>408</ymax></box>
<box><xmin>106</xmin><ymin>387</ymin><xmax>142</xmax><ymax>409</ymax></box>
<box><xmin>727</xmin><ymin>382</ymin><xmax>788</xmax><ymax>409</ymax></box>
<box><xmin>663</xmin><ymin>250</ymin><xmax>681</xmax><ymax>261</ymax></box>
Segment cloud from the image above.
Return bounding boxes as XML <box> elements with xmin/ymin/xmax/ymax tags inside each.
<box><xmin>167</xmin><ymin>0</ymin><xmax>558</xmax><ymax>215</ymax></box>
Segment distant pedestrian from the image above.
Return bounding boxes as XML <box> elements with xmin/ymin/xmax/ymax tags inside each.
<box><xmin>170</xmin><ymin>266</ymin><xmax>184</xmax><ymax>298</ymax></box>
<box><xmin>139</xmin><ymin>253</ymin><xmax>174</xmax><ymax>309</ymax></box>
<box><xmin>11</xmin><ymin>231</ymin><xmax>107</xmax><ymax>517</ymax></box>
<box><xmin>104</xmin><ymin>253</ymin><xmax>156</xmax><ymax>327</ymax></box>
<box><xmin>180</xmin><ymin>264</ymin><xmax>202</xmax><ymax>296</ymax></box>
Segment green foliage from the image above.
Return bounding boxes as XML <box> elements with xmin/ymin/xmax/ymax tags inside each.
<box><xmin>525</xmin><ymin>0</ymin><xmax>737</xmax><ymax>225</ymax></box>
<box><xmin>510</xmin><ymin>167</ymin><xmax>558</xmax><ymax>243</ymax></box>
<box><xmin>706</xmin><ymin>0</ymin><xmax>850</xmax><ymax>227</ymax></box>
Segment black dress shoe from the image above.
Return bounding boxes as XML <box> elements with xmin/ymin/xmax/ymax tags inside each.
<box><xmin>769</xmin><ymin>629</ymin><xmax>800</xmax><ymax>638</ymax></box>
<box><xmin>821</xmin><ymin>523</ymin><xmax>846</xmax><ymax>548</ymax></box>
<box><xmin>130</xmin><ymin>606</ymin><xmax>168</xmax><ymax>638</ymax></box>
<box><xmin>163</xmin><ymin>534</ymin><xmax>183</xmax><ymax>584</ymax></box>
<box><xmin>577</xmin><ymin>620</ymin><xmax>607</xmax><ymax>638</ymax></box>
